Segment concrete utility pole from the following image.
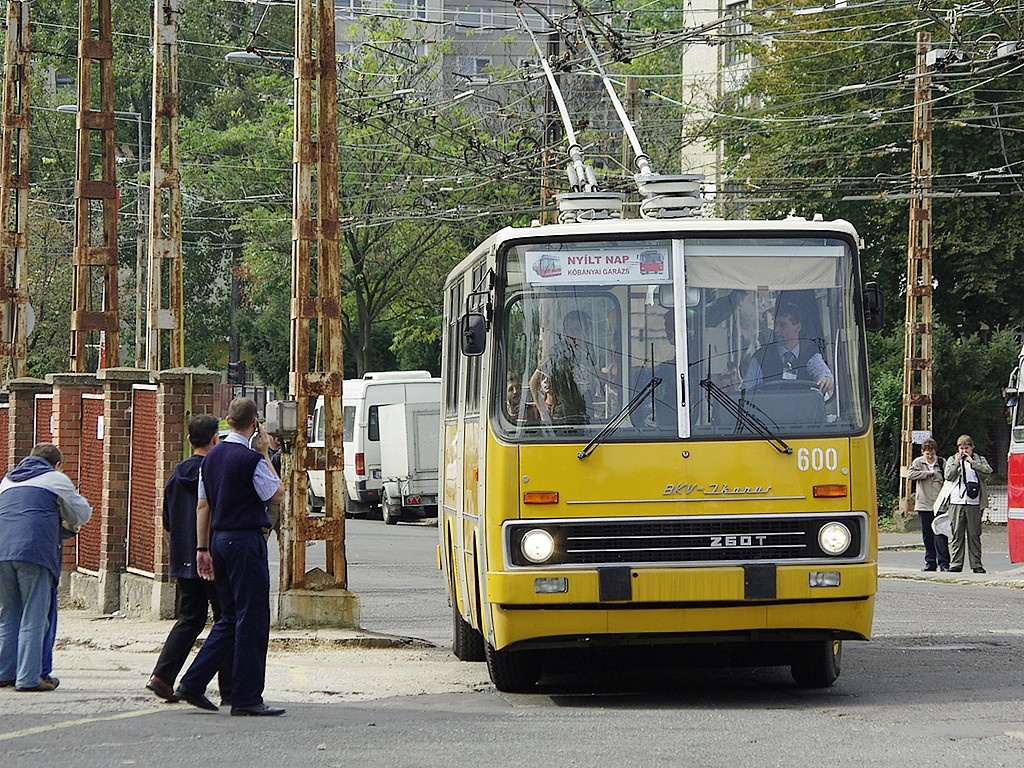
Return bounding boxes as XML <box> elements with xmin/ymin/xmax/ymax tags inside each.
<box><xmin>282</xmin><ymin>0</ymin><xmax>350</xmax><ymax>614</ymax></box>
<box><xmin>71</xmin><ymin>0</ymin><xmax>120</xmax><ymax>371</ymax></box>
<box><xmin>899</xmin><ymin>32</ymin><xmax>934</xmax><ymax>519</ymax></box>
<box><xmin>147</xmin><ymin>0</ymin><xmax>184</xmax><ymax>370</ymax></box>
<box><xmin>539</xmin><ymin>31</ymin><xmax>560</xmax><ymax>224</ymax></box>
<box><xmin>0</xmin><ymin>0</ymin><xmax>31</xmax><ymax>379</ymax></box>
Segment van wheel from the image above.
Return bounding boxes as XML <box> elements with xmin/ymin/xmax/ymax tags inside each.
<box><xmin>306</xmin><ymin>487</ymin><xmax>324</xmax><ymax>516</ymax></box>
<box><xmin>791</xmin><ymin>639</ymin><xmax>842</xmax><ymax>688</ymax></box>
<box><xmin>485</xmin><ymin>643</ymin><xmax>542</xmax><ymax>692</ymax></box>
<box><xmin>383</xmin><ymin>497</ymin><xmax>401</xmax><ymax>526</ymax></box>
<box><xmin>452</xmin><ymin>603</ymin><xmax>485</xmax><ymax>661</ymax></box>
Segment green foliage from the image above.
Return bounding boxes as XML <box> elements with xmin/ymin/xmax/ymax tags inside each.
<box><xmin>932</xmin><ymin>326</ymin><xmax>1018</xmax><ymax>458</ymax></box>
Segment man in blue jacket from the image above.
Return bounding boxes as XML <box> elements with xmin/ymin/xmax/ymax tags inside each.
<box><xmin>0</xmin><ymin>443</ymin><xmax>91</xmax><ymax>691</ymax></box>
<box><xmin>176</xmin><ymin>397</ymin><xmax>285</xmax><ymax>716</ymax></box>
<box><xmin>146</xmin><ymin>415</ymin><xmax>232</xmax><ymax>704</ymax></box>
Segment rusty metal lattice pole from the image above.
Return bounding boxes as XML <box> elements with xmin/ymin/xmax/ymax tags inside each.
<box><xmin>0</xmin><ymin>0</ymin><xmax>31</xmax><ymax>379</ymax></box>
<box><xmin>899</xmin><ymin>32</ymin><xmax>934</xmax><ymax>516</ymax></box>
<box><xmin>71</xmin><ymin>0</ymin><xmax>119</xmax><ymax>372</ymax></box>
<box><xmin>285</xmin><ymin>0</ymin><xmax>345</xmax><ymax>591</ymax></box>
<box><xmin>147</xmin><ymin>0</ymin><xmax>184</xmax><ymax>370</ymax></box>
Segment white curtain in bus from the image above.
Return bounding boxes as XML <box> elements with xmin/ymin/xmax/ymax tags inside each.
<box><xmin>684</xmin><ymin>245</ymin><xmax>842</xmax><ymax>291</ymax></box>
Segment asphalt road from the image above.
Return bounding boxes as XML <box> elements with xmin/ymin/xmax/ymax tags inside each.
<box><xmin>4</xmin><ymin>519</ymin><xmax>1024</xmax><ymax>768</ymax></box>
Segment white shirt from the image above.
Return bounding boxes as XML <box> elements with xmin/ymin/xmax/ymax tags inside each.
<box><xmin>948</xmin><ymin>457</ymin><xmax>981</xmax><ymax>506</ymax></box>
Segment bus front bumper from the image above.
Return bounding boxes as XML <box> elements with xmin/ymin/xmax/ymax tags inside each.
<box><xmin>485</xmin><ymin>562</ymin><xmax>876</xmax><ymax>648</ymax></box>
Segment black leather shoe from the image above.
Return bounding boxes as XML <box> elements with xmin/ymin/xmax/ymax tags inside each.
<box><xmin>949</xmin><ymin>567</ymin><xmax>962</xmax><ymax>572</ymax></box>
<box><xmin>175</xmin><ymin>685</ymin><xmax>219</xmax><ymax>711</ymax></box>
<box><xmin>231</xmin><ymin>703</ymin><xmax>286</xmax><ymax>717</ymax></box>
<box><xmin>922</xmin><ymin>565</ymin><xmax>937</xmax><ymax>572</ymax></box>
<box><xmin>973</xmin><ymin>567</ymin><xmax>987</xmax><ymax>574</ymax></box>
<box><xmin>147</xmin><ymin>675</ymin><xmax>178</xmax><ymax>702</ymax></box>
<box><xmin>0</xmin><ymin>679</ymin><xmax>13</xmax><ymax>688</ymax></box>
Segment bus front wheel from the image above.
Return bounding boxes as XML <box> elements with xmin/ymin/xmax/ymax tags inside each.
<box><xmin>791</xmin><ymin>639</ymin><xmax>842</xmax><ymax>688</ymax></box>
<box><xmin>485</xmin><ymin>643</ymin><xmax>542</xmax><ymax>692</ymax></box>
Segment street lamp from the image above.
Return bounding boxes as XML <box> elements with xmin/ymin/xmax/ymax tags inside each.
<box><xmin>56</xmin><ymin>104</ymin><xmax>147</xmax><ymax>367</ymax></box>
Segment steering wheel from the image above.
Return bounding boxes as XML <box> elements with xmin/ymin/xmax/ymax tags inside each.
<box><xmin>757</xmin><ymin>379</ymin><xmax>831</xmax><ymax>401</ymax></box>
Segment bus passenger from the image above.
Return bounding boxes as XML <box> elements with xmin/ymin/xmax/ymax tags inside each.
<box><xmin>529</xmin><ymin>310</ymin><xmax>604</xmax><ymax>422</ymax></box>
<box><xmin>743</xmin><ymin>303</ymin><xmax>833</xmax><ymax>395</ymax></box>
<box><xmin>505</xmin><ymin>373</ymin><xmax>540</xmax><ymax>423</ymax></box>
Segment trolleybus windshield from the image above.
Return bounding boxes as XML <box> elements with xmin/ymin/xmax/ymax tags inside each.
<box><xmin>498</xmin><ymin>235</ymin><xmax>870</xmax><ymax>442</ymax></box>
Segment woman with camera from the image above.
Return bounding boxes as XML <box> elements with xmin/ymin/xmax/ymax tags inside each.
<box><xmin>943</xmin><ymin>434</ymin><xmax>993</xmax><ymax>574</ymax></box>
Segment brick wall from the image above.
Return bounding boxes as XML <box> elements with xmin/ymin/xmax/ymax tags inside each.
<box><xmin>127</xmin><ymin>386</ymin><xmax>157</xmax><ymax>573</ymax></box>
<box><xmin>34</xmin><ymin>395</ymin><xmax>53</xmax><ymax>443</ymax></box>
<box><xmin>77</xmin><ymin>395</ymin><xmax>105</xmax><ymax>572</ymax></box>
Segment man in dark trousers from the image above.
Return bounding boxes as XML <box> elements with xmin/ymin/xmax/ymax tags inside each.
<box><xmin>146</xmin><ymin>415</ymin><xmax>232</xmax><ymax>703</ymax></box>
<box><xmin>175</xmin><ymin>397</ymin><xmax>285</xmax><ymax>716</ymax></box>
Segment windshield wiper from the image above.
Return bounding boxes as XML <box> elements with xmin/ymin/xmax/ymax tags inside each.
<box><xmin>578</xmin><ymin>376</ymin><xmax>661</xmax><ymax>460</ymax></box>
<box><xmin>698</xmin><ymin>378</ymin><xmax>792</xmax><ymax>454</ymax></box>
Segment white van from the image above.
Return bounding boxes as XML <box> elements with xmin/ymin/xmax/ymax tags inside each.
<box><xmin>307</xmin><ymin>371</ymin><xmax>441</xmax><ymax>516</ymax></box>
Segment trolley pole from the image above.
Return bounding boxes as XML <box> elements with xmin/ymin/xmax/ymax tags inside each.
<box><xmin>899</xmin><ymin>32</ymin><xmax>934</xmax><ymax>521</ymax></box>
<box><xmin>0</xmin><ymin>0</ymin><xmax>31</xmax><ymax>379</ymax></box>
<box><xmin>147</xmin><ymin>0</ymin><xmax>184</xmax><ymax>370</ymax></box>
<box><xmin>280</xmin><ymin>0</ymin><xmax>353</xmax><ymax>628</ymax></box>
<box><xmin>71</xmin><ymin>0</ymin><xmax>120</xmax><ymax>371</ymax></box>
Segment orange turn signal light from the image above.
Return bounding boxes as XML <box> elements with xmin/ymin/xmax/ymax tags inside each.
<box><xmin>523</xmin><ymin>491</ymin><xmax>559</xmax><ymax>505</ymax></box>
<box><xmin>813</xmin><ymin>484</ymin><xmax>848</xmax><ymax>498</ymax></box>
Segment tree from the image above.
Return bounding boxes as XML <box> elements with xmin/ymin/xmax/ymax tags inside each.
<box><xmin>705</xmin><ymin>3</ymin><xmax>1024</xmax><ymax>510</ymax></box>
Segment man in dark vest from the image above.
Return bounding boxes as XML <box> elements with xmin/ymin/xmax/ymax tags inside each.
<box><xmin>742</xmin><ymin>303</ymin><xmax>834</xmax><ymax>395</ymax></box>
<box><xmin>146</xmin><ymin>414</ymin><xmax>232</xmax><ymax>704</ymax></box>
<box><xmin>175</xmin><ymin>397</ymin><xmax>285</xmax><ymax>716</ymax></box>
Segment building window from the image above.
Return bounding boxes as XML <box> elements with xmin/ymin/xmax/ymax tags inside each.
<box><xmin>722</xmin><ymin>1</ymin><xmax>751</xmax><ymax>68</ymax></box>
<box><xmin>457</xmin><ymin>56</ymin><xmax>492</xmax><ymax>84</ymax></box>
<box><xmin>338</xmin><ymin>0</ymin><xmax>426</xmax><ymax>20</ymax></box>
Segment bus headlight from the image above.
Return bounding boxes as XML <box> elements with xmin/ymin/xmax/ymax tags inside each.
<box><xmin>521</xmin><ymin>529</ymin><xmax>555</xmax><ymax>564</ymax></box>
<box><xmin>818</xmin><ymin>522</ymin><xmax>852</xmax><ymax>555</ymax></box>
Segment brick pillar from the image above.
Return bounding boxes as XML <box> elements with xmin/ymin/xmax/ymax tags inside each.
<box><xmin>47</xmin><ymin>373</ymin><xmax>101</xmax><ymax>488</ymax></box>
<box><xmin>96</xmin><ymin>368</ymin><xmax>151</xmax><ymax>613</ymax></box>
<box><xmin>6</xmin><ymin>377</ymin><xmax>50</xmax><ymax>469</ymax></box>
<box><xmin>149</xmin><ymin>368</ymin><xmax>222</xmax><ymax>619</ymax></box>
<box><xmin>46</xmin><ymin>373</ymin><xmax>101</xmax><ymax>602</ymax></box>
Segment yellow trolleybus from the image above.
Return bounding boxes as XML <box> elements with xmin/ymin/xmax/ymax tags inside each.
<box><xmin>440</xmin><ymin>215</ymin><xmax>883</xmax><ymax>691</ymax></box>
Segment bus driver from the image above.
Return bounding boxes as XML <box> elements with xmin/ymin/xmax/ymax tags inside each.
<box><xmin>743</xmin><ymin>303</ymin><xmax>834</xmax><ymax>395</ymax></box>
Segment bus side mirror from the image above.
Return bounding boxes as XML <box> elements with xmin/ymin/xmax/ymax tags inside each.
<box><xmin>460</xmin><ymin>312</ymin><xmax>486</xmax><ymax>356</ymax></box>
<box><xmin>863</xmin><ymin>282</ymin><xmax>884</xmax><ymax>331</ymax></box>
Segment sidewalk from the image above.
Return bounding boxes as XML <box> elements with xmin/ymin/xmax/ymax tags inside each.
<box><xmin>879</xmin><ymin>523</ymin><xmax>1024</xmax><ymax>588</ymax></box>
<box><xmin>52</xmin><ymin>611</ymin><xmax>425</xmax><ymax>655</ymax></box>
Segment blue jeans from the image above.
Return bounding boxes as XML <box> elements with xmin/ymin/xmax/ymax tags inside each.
<box><xmin>0</xmin><ymin>560</ymin><xmax>54</xmax><ymax>688</ymax></box>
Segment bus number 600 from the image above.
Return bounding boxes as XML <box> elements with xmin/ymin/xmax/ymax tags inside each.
<box><xmin>797</xmin><ymin>447</ymin><xmax>838</xmax><ymax>472</ymax></box>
